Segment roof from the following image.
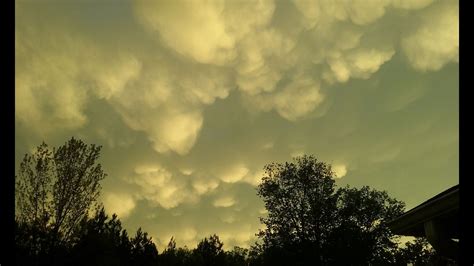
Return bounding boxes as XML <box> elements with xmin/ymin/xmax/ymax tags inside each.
<box><xmin>387</xmin><ymin>184</ymin><xmax>459</xmax><ymax>237</ymax></box>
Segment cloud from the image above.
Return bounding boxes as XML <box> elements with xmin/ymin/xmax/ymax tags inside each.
<box><xmin>323</xmin><ymin>47</ymin><xmax>395</xmax><ymax>84</ymax></box>
<box><xmin>103</xmin><ymin>193</ymin><xmax>136</xmax><ymax>218</ymax></box>
<box><xmin>213</xmin><ymin>196</ymin><xmax>236</xmax><ymax>208</ymax></box>
<box><xmin>15</xmin><ymin>30</ymin><xmax>91</xmax><ymax>134</ymax></box>
<box><xmin>217</xmin><ymin>224</ymin><xmax>255</xmax><ymax>248</ymax></box>
<box><xmin>133</xmin><ymin>0</ymin><xmax>453</xmax><ymax>125</ymax></box>
<box><xmin>16</xmin><ymin>0</ymin><xmax>458</xmax><ymax>156</ymax></box>
<box><xmin>243</xmin><ymin>169</ymin><xmax>265</xmax><ymax>186</ymax></box>
<box><xmin>332</xmin><ymin>164</ymin><xmax>348</xmax><ymax>179</ymax></box>
<box><xmin>16</xmin><ymin>2</ymin><xmax>234</xmax><ymax>156</ymax></box>
<box><xmin>180</xmin><ymin>227</ymin><xmax>198</xmax><ymax>243</ymax></box>
<box><xmin>134</xmin><ymin>0</ymin><xmax>234</xmax><ymax>65</ymax></box>
<box><xmin>180</xmin><ymin>168</ymin><xmax>194</xmax><ymax>176</ymax></box>
<box><xmin>245</xmin><ymin>77</ymin><xmax>325</xmax><ymax>121</ymax></box>
<box><xmin>235</xmin><ymin>28</ymin><xmax>295</xmax><ymax>95</ymax></box>
<box><xmin>401</xmin><ymin>0</ymin><xmax>459</xmax><ymax>71</ymax></box>
<box><xmin>148</xmin><ymin>110</ymin><xmax>204</xmax><ymax>155</ymax></box>
<box><xmin>193</xmin><ymin>179</ymin><xmax>219</xmax><ymax>195</ymax></box>
<box><xmin>321</xmin><ymin>1</ymin><xmax>391</xmax><ymax>26</ymax></box>
<box><xmin>127</xmin><ymin>165</ymin><xmax>193</xmax><ymax>209</ymax></box>
<box><xmin>134</xmin><ymin>0</ymin><xmax>275</xmax><ymax>65</ymax></box>
<box><xmin>220</xmin><ymin>164</ymin><xmax>249</xmax><ymax>183</ymax></box>
<box><xmin>392</xmin><ymin>0</ymin><xmax>434</xmax><ymax>10</ymax></box>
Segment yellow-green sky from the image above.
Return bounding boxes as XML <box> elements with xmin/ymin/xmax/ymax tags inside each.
<box><xmin>15</xmin><ymin>0</ymin><xmax>458</xmax><ymax>251</ymax></box>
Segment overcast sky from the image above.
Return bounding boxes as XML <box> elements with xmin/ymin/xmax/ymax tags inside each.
<box><xmin>15</xmin><ymin>0</ymin><xmax>458</xmax><ymax>251</ymax></box>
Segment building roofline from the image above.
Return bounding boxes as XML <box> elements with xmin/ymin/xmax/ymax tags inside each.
<box><xmin>387</xmin><ymin>184</ymin><xmax>459</xmax><ymax>236</ymax></box>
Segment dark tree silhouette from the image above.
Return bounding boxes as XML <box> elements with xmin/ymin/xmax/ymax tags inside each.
<box><xmin>70</xmin><ymin>207</ymin><xmax>133</xmax><ymax>266</ymax></box>
<box><xmin>192</xmin><ymin>234</ymin><xmax>227</xmax><ymax>266</ymax></box>
<box><xmin>225</xmin><ymin>246</ymin><xmax>249</xmax><ymax>266</ymax></box>
<box><xmin>393</xmin><ymin>238</ymin><xmax>453</xmax><ymax>266</ymax></box>
<box><xmin>325</xmin><ymin>186</ymin><xmax>405</xmax><ymax>265</ymax></box>
<box><xmin>130</xmin><ymin>227</ymin><xmax>159</xmax><ymax>265</ymax></box>
<box><xmin>256</xmin><ymin>155</ymin><xmax>338</xmax><ymax>265</ymax></box>
<box><xmin>16</xmin><ymin>137</ymin><xmax>106</xmax><ymax>244</ymax></box>
<box><xmin>160</xmin><ymin>237</ymin><xmax>193</xmax><ymax>266</ymax></box>
<box><xmin>15</xmin><ymin>138</ymin><xmax>107</xmax><ymax>264</ymax></box>
<box><xmin>255</xmin><ymin>155</ymin><xmax>407</xmax><ymax>265</ymax></box>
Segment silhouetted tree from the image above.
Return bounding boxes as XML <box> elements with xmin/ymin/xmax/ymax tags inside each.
<box><xmin>326</xmin><ymin>186</ymin><xmax>405</xmax><ymax>265</ymax></box>
<box><xmin>256</xmin><ymin>155</ymin><xmax>337</xmax><ymax>265</ymax></box>
<box><xmin>16</xmin><ymin>138</ymin><xmax>106</xmax><ymax>244</ymax></box>
<box><xmin>255</xmin><ymin>155</ymin><xmax>406</xmax><ymax>265</ymax></box>
<box><xmin>393</xmin><ymin>237</ymin><xmax>454</xmax><ymax>266</ymax></box>
<box><xmin>247</xmin><ymin>242</ymin><xmax>265</xmax><ymax>266</ymax></box>
<box><xmin>192</xmin><ymin>234</ymin><xmax>226</xmax><ymax>266</ymax></box>
<box><xmin>225</xmin><ymin>246</ymin><xmax>249</xmax><ymax>266</ymax></box>
<box><xmin>160</xmin><ymin>237</ymin><xmax>193</xmax><ymax>266</ymax></box>
<box><xmin>130</xmin><ymin>227</ymin><xmax>159</xmax><ymax>266</ymax></box>
<box><xmin>15</xmin><ymin>137</ymin><xmax>107</xmax><ymax>265</ymax></box>
<box><xmin>69</xmin><ymin>207</ymin><xmax>133</xmax><ymax>266</ymax></box>
<box><xmin>15</xmin><ymin>218</ymin><xmax>60</xmax><ymax>265</ymax></box>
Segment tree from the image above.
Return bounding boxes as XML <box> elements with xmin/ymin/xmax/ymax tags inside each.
<box><xmin>129</xmin><ymin>227</ymin><xmax>159</xmax><ymax>266</ymax></box>
<box><xmin>192</xmin><ymin>234</ymin><xmax>226</xmax><ymax>266</ymax></box>
<box><xmin>15</xmin><ymin>137</ymin><xmax>107</xmax><ymax>264</ymax></box>
<box><xmin>256</xmin><ymin>155</ymin><xmax>337</xmax><ymax>265</ymax></box>
<box><xmin>225</xmin><ymin>246</ymin><xmax>249</xmax><ymax>266</ymax></box>
<box><xmin>69</xmin><ymin>207</ymin><xmax>133</xmax><ymax>266</ymax></box>
<box><xmin>255</xmin><ymin>155</ymin><xmax>406</xmax><ymax>265</ymax></box>
<box><xmin>160</xmin><ymin>237</ymin><xmax>193</xmax><ymax>266</ymax></box>
<box><xmin>16</xmin><ymin>137</ymin><xmax>107</xmax><ymax>244</ymax></box>
<box><xmin>393</xmin><ymin>238</ymin><xmax>452</xmax><ymax>266</ymax></box>
<box><xmin>326</xmin><ymin>186</ymin><xmax>405</xmax><ymax>265</ymax></box>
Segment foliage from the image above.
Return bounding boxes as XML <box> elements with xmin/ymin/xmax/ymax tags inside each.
<box><xmin>225</xmin><ymin>246</ymin><xmax>249</xmax><ymax>266</ymax></box>
<box><xmin>15</xmin><ymin>137</ymin><xmax>106</xmax><ymax>245</ymax></box>
<box><xmin>192</xmin><ymin>234</ymin><xmax>226</xmax><ymax>266</ymax></box>
<box><xmin>255</xmin><ymin>155</ymin><xmax>407</xmax><ymax>265</ymax></box>
<box><xmin>160</xmin><ymin>237</ymin><xmax>194</xmax><ymax>266</ymax></box>
<box><xmin>130</xmin><ymin>227</ymin><xmax>159</xmax><ymax>266</ymax></box>
<box><xmin>69</xmin><ymin>207</ymin><xmax>132</xmax><ymax>266</ymax></box>
<box><xmin>393</xmin><ymin>238</ymin><xmax>453</xmax><ymax>266</ymax></box>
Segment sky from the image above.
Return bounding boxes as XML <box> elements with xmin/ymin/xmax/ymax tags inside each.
<box><xmin>15</xmin><ymin>0</ymin><xmax>458</xmax><ymax>251</ymax></box>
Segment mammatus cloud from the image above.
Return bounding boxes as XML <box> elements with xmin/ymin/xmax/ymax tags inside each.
<box><xmin>134</xmin><ymin>0</ymin><xmax>275</xmax><ymax>66</ymax></box>
<box><xmin>401</xmin><ymin>0</ymin><xmax>459</xmax><ymax>71</ymax></box>
<box><xmin>213</xmin><ymin>196</ymin><xmax>236</xmax><ymax>208</ymax></box>
<box><xmin>220</xmin><ymin>164</ymin><xmax>250</xmax><ymax>183</ymax></box>
<box><xmin>126</xmin><ymin>165</ymin><xmax>196</xmax><ymax>209</ymax></box>
<box><xmin>16</xmin><ymin>0</ymin><xmax>458</xmax><ymax>155</ymax></box>
<box><xmin>332</xmin><ymin>164</ymin><xmax>348</xmax><ymax>179</ymax></box>
<box><xmin>15</xmin><ymin>32</ymin><xmax>91</xmax><ymax>134</ymax></box>
<box><xmin>193</xmin><ymin>179</ymin><xmax>219</xmax><ymax>195</ymax></box>
<box><xmin>103</xmin><ymin>193</ymin><xmax>136</xmax><ymax>218</ymax></box>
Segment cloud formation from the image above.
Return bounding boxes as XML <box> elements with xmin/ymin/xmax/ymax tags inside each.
<box><xmin>401</xmin><ymin>0</ymin><xmax>459</xmax><ymax>71</ymax></box>
<box><xmin>16</xmin><ymin>0</ymin><xmax>458</xmax><ymax>155</ymax></box>
<box><xmin>332</xmin><ymin>164</ymin><xmax>348</xmax><ymax>179</ymax></box>
<box><xmin>213</xmin><ymin>196</ymin><xmax>237</xmax><ymax>208</ymax></box>
<box><xmin>127</xmin><ymin>165</ymin><xmax>194</xmax><ymax>209</ymax></box>
<box><xmin>103</xmin><ymin>193</ymin><xmax>136</xmax><ymax>218</ymax></box>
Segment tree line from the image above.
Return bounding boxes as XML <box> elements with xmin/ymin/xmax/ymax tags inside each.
<box><xmin>15</xmin><ymin>138</ymin><xmax>451</xmax><ymax>265</ymax></box>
